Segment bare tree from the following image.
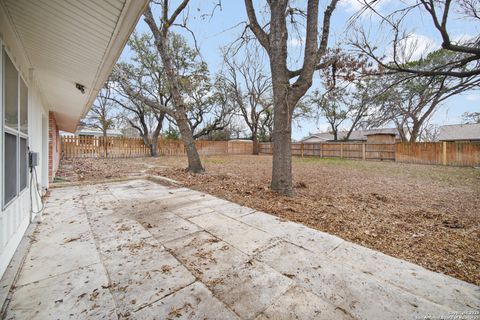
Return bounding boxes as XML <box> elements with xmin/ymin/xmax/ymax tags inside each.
<box><xmin>309</xmin><ymin>50</ymin><xmax>372</xmax><ymax>141</ymax></box>
<box><xmin>118</xmin><ymin>31</ymin><xmax>231</xmax><ymax>144</ymax></box>
<box><xmin>310</xmin><ymin>88</ymin><xmax>347</xmax><ymax>141</ymax></box>
<box><xmin>367</xmin><ymin>68</ymin><xmax>479</xmax><ymax>142</ymax></box>
<box><xmin>143</xmin><ymin>0</ymin><xmax>204</xmax><ymax>173</ymax></box>
<box><xmin>185</xmin><ymin>74</ymin><xmax>234</xmax><ymax>139</ymax></box>
<box><xmin>111</xmin><ymin>87</ymin><xmax>166</xmax><ymax>157</ymax></box>
<box><xmin>82</xmin><ymin>80</ymin><xmax>119</xmax><ymax>157</ymax></box>
<box><xmin>343</xmin><ymin>81</ymin><xmax>373</xmax><ymax>140</ymax></box>
<box><xmin>222</xmin><ymin>47</ymin><xmax>273</xmax><ymax>154</ymax></box>
<box><xmin>462</xmin><ymin>111</ymin><xmax>480</xmax><ymax>124</ymax></box>
<box><xmin>110</xmin><ymin>31</ymin><xmax>171</xmax><ymax>157</ymax></box>
<box><xmin>418</xmin><ymin>123</ymin><xmax>440</xmax><ymax>142</ymax></box>
<box><xmin>245</xmin><ymin>0</ymin><xmax>340</xmax><ymax>196</ymax></box>
<box><xmin>83</xmin><ymin>80</ymin><xmax>118</xmax><ymax>139</ymax></box>
<box><xmin>350</xmin><ymin>0</ymin><xmax>480</xmax><ymax>78</ymax></box>
<box><xmin>258</xmin><ymin>107</ymin><xmax>274</xmax><ymax>142</ymax></box>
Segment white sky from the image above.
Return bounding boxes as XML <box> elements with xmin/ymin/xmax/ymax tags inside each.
<box><xmin>120</xmin><ymin>0</ymin><xmax>480</xmax><ymax>140</ymax></box>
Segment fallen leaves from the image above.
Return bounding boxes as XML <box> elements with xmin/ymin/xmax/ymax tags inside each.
<box><xmin>161</xmin><ymin>265</ymin><xmax>172</xmax><ymax>274</ymax></box>
<box><xmin>57</xmin><ymin>155</ymin><xmax>480</xmax><ymax>285</ymax></box>
<box><xmin>63</xmin><ymin>236</ymin><xmax>81</xmax><ymax>244</ymax></box>
<box><xmin>117</xmin><ymin>224</ymin><xmax>131</xmax><ymax>232</ymax></box>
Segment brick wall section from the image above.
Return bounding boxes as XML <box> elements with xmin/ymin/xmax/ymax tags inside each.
<box><xmin>48</xmin><ymin>112</ymin><xmax>60</xmax><ymax>182</ymax></box>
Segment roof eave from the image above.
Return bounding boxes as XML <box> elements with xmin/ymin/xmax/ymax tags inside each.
<box><xmin>65</xmin><ymin>0</ymin><xmax>149</xmax><ymax>132</ymax></box>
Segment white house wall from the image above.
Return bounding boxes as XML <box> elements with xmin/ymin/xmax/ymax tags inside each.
<box><xmin>0</xmin><ymin>3</ymin><xmax>48</xmax><ymax>278</ymax></box>
<box><xmin>0</xmin><ymin>0</ymin><xmax>148</xmax><ymax>280</ymax></box>
<box><xmin>28</xmin><ymin>71</ymin><xmax>49</xmax><ymax>188</ymax></box>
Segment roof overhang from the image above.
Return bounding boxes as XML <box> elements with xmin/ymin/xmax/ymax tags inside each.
<box><xmin>365</xmin><ymin>133</ymin><xmax>397</xmax><ymax>136</ymax></box>
<box><xmin>1</xmin><ymin>0</ymin><xmax>149</xmax><ymax>132</ymax></box>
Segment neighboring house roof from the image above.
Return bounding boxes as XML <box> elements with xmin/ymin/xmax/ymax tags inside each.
<box><xmin>302</xmin><ymin>133</ymin><xmax>333</xmax><ymax>142</ymax></box>
<box><xmin>438</xmin><ymin>123</ymin><xmax>480</xmax><ymax>141</ymax></box>
<box><xmin>60</xmin><ymin>128</ymin><xmax>123</xmax><ymax>137</ymax></box>
<box><xmin>302</xmin><ymin>128</ymin><xmax>400</xmax><ymax>142</ymax></box>
<box><xmin>1</xmin><ymin>0</ymin><xmax>149</xmax><ymax>132</ymax></box>
<box><xmin>78</xmin><ymin>128</ymin><xmax>123</xmax><ymax>137</ymax></box>
<box><xmin>121</xmin><ymin>127</ymin><xmax>140</xmax><ymax>138</ymax></box>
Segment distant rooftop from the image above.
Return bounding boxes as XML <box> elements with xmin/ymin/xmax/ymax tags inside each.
<box><xmin>302</xmin><ymin>128</ymin><xmax>400</xmax><ymax>142</ymax></box>
<box><xmin>60</xmin><ymin>127</ymin><xmax>123</xmax><ymax>137</ymax></box>
<box><xmin>438</xmin><ymin>123</ymin><xmax>480</xmax><ymax>141</ymax></box>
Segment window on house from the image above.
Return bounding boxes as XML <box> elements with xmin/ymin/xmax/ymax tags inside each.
<box><xmin>20</xmin><ymin>137</ymin><xmax>28</xmax><ymax>190</ymax></box>
<box><xmin>4</xmin><ymin>50</ymin><xmax>18</xmax><ymax>130</ymax></box>
<box><xmin>3</xmin><ymin>48</ymin><xmax>29</xmax><ymax>207</ymax></box>
<box><xmin>20</xmin><ymin>78</ymin><xmax>28</xmax><ymax>134</ymax></box>
<box><xmin>4</xmin><ymin>133</ymin><xmax>17</xmax><ymax>204</ymax></box>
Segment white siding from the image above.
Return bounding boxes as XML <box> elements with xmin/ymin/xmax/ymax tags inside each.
<box><xmin>28</xmin><ymin>73</ymin><xmax>49</xmax><ymax>188</ymax></box>
<box><xmin>0</xmin><ymin>191</ymin><xmax>30</xmax><ymax>276</ymax></box>
<box><xmin>1</xmin><ymin>0</ymin><xmax>133</xmax><ymax>131</ymax></box>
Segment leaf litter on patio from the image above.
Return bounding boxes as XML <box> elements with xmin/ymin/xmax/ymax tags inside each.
<box><xmin>57</xmin><ymin>155</ymin><xmax>480</xmax><ymax>285</ymax></box>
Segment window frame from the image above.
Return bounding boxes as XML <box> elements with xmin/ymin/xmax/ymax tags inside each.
<box><xmin>2</xmin><ymin>44</ymin><xmax>29</xmax><ymax>210</ymax></box>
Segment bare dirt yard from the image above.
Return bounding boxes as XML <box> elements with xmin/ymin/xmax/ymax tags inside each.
<box><xmin>56</xmin><ymin>155</ymin><xmax>480</xmax><ymax>285</ymax></box>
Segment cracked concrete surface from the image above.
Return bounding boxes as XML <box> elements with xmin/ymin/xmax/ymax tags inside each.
<box><xmin>3</xmin><ymin>179</ymin><xmax>479</xmax><ymax>319</ymax></box>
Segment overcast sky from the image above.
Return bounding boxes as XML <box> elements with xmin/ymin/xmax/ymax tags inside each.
<box><xmin>120</xmin><ymin>0</ymin><xmax>480</xmax><ymax>140</ymax></box>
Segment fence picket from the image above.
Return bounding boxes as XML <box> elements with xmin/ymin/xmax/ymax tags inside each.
<box><xmin>259</xmin><ymin>141</ymin><xmax>479</xmax><ymax>167</ymax></box>
<box><xmin>59</xmin><ymin>137</ymin><xmax>479</xmax><ymax>167</ymax></box>
<box><xmin>61</xmin><ymin>136</ymin><xmax>254</xmax><ymax>159</ymax></box>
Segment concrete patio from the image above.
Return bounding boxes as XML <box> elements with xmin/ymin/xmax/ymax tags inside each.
<box><xmin>2</xmin><ymin>179</ymin><xmax>479</xmax><ymax>319</ymax></box>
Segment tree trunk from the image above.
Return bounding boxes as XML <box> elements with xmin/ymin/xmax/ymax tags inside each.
<box><xmin>245</xmin><ymin>0</ymin><xmax>337</xmax><ymax>196</ymax></box>
<box><xmin>271</xmin><ymin>108</ymin><xmax>293</xmax><ymax>196</ymax></box>
<box><xmin>143</xmin><ymin>6</ymin><xmax>204</xmax><ymax>172</ymax></box>
<box><xmin>270</xmin><ymin>81</ymin><xmax>294</xmax><ymax>196</ymax></box>
<box><xmin>156</xmin><ymin>30</ymin><xmax>204</xmax><ymax>172</ymax></box>
<box><xmin>266</xmin><ymin>1</ymin><xmax>296</xmax><ymax>196</ymax></box>
<box><xmin>398</xmin><ymin>127</ymin><xmax>408</xmax><ymax>142</ymax></box>
<box><xmin>140</xmin><ymin>133</ymin><xmax>152</xmax><ymax>156</ymax></box>
<box><xmin>150</xmin><ymin>140</ymin><xmax>158</xmax><ymax>157</ymax></box>
<box><xmin>176</xmin><ymin>112</ymin><xmax>204</xmax><ymax>172</ymax></box>
<box><xmin>102</xmin><ymin>131</ymin><xmax>108</xmax><ymax>158</ymax></box>
<box><xmin>150</xmin><ymin>117</ymin><xmax>163</xmax><ymax>157</ymax></box>
<box><xmin>252</xmin><ymin>132</ymin><xmax>259</xmax><ymax>155</ymax></box>
<box><xmin>409</xmin><ymin>124</ymin><xmax>421</xmax><ymax>143</ymax></box>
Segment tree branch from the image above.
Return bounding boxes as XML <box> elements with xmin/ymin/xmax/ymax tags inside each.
<box><xmin>244</xmin><ymin>0</ymin><xmax>270</xmax><ymax>50</ymax></box>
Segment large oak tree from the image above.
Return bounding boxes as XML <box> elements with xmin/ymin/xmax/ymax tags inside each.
<box><xmin>245</xmin><ymin>0</ymin><xmax>340</xmax><ymax>196</ymax></box>
<box><xmin>143</xmin><ymin>0</ymin><xmax>204</xmax><ymax>173</ymax></box>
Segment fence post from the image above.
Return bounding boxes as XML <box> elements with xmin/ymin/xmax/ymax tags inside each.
<box><xmin>340</xmin><ymin>143</ymin><xmax>343</xmax><ymax>159</ymax></box>
<box><xmin>394</xmin><ymin>143</ymin><xmax>397</xmax><ymax>162</ymax></box>
<box><xmin>362</xmin><ymin>143</ymin><xmax>366</xmax><ymax>160</ymax></box>
<box><xmin>442</xmin><ymin>141</ymin><xmax>447</xmax><ymax>165</ymax></box>
<box><xmin>320</xmin><ymin>143</ymin><xmax>323</xmax><ymax>158</ymax></box>
<box><xmin>60</xmin><ymin>136</ymin><xmax>63</xmax><ymax>160</ymax></box>
<box><xmin>301</xmin><ymin>143</ymin><xmax>304</xmax><ymax>157</ymax></box>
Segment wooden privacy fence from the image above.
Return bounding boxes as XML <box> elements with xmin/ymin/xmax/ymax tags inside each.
<box><xmin>61</xmin><ymin>136</ymin><xmax>480</xmax><ymax>167</ymax></box>
<box><xmin>259</xmin><ymin>142</ymin><xmax>396</xmax><ymax>161</ymax></box>
<box><xmin>62</xmin><ymin>136</ymin><xmax>150</xmax><ymax>158</ymax></box>
<box><xmin>259</xmin><ymin>141</ymin><xmax>480</xmax><ymax>167</ymax></box>
<box><xmin>396</xmin><ymin>142</ymin><xmax>480</xmax><ymax>167</ymax></box>
<box><xmin>61</xmin><ymin>136</ymin><xmax>253</xmax><ymax>159</ymax></box>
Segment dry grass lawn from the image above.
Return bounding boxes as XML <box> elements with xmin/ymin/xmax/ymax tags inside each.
<box><xmin>56</xmin><ymin>155</ymin><xmax>480</xmax><ymax>285</ymax></box>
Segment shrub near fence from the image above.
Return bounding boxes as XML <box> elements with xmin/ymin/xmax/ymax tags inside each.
<box><xmin>61</xmin><ymin>136</ymin><xmax>253</xmax><ymax>159</ymax></box>
<box><xmin>259</xmin><ymin>141</ymin><xmax>480</xmax><ymax>167</ymax></box>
